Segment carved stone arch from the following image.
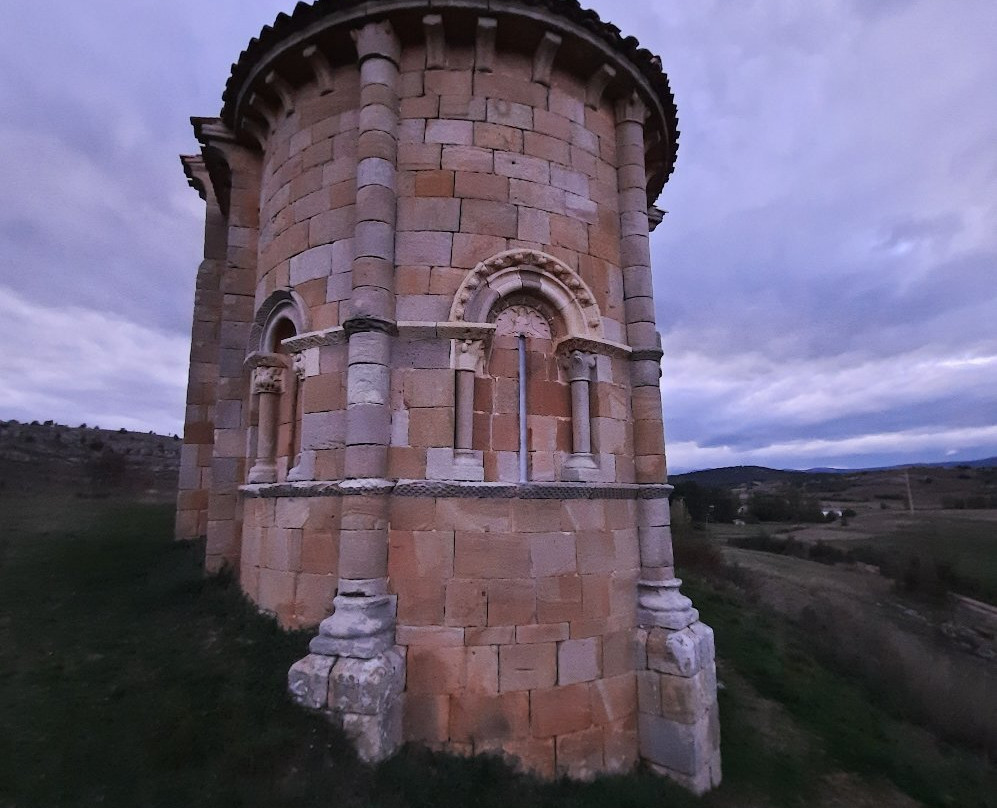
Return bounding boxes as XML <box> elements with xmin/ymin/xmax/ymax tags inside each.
<box><xmin>250</xmin><ymin>290</ymin><xmax>310</xmax><ymax>353</ymax></box>
<box><xmin>449</xmin><ymin>249</ymin><xmax>603</xmax><ymax>339</ymax></box>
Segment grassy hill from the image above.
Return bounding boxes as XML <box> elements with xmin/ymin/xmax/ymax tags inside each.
<box><xmin>0</xmin><ymin>419</ymin><xmax>179</xmax><ymax>500</ymax></box>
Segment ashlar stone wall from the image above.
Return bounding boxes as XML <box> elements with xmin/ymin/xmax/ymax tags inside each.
<box><xmin>179</xmin><ymin>0</ymin><xmax>720</xmax><ymax>794</ymax></box>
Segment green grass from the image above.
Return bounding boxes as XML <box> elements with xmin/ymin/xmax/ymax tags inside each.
<box><xmin>682</xmin><ymin>574</ymin><xmax>997</xmax><ymax>808</ymax></box>
<box><xmin>2</xmin><ymin>495</ymin><xmax>994</xmax><ymax>807</ymax></box>
<box><xmin>857</xmin><ymin>516</ymin><xmax>997</xmax><ymax>604</ymax></box>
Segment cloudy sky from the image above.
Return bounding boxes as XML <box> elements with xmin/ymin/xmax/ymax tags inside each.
<box><xmin>2</xmin><ymin>0</ymin><xmax>995</xmax><ymax>472</ymax></box>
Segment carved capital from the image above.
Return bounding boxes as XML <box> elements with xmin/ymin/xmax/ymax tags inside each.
<box><xmin>455</xmin><ymin>339</ymin><xmax>485</xmax><ymax>372</ymax></box>
<box><xmin>563</xmin><ymin>350</ymin><xmax>596</xmax><ymax>383</ymax></box>
<box><xmin>292</xmin><ymin>351</ymin><xmax>308</xmax><ymax>381</ymax></box>
<box><xmin>252</xmin><ymin>366</ymin><xmax>284</xmax><ymax>395</ymax></box>
<box><xmin>352</xmin><ymin>20</ymin><xmax>401</xmax><ymax>66</ymax></box>
<box><xmin>616</xmin><ymin>92</ymin><xmax>648</xmax><ymax>124</ymax></box>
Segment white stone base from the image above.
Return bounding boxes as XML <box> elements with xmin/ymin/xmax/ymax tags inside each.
<box><xmin>636</xmin><ymin>618</ymin><xmax>722</xmax><ymax>793</ymax></box>
<box><xmin>288</xmin><ymin>648</ymin><xmax>406</xmax><ymax>762</ymax></box>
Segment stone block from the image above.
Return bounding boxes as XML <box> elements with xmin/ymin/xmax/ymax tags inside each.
<box><xmin>395</xmin><ymin>231</ymin><xmax>453</xmax><ymax>266</ymax></box>
<box><xmin>387</xmin><ymin>529</ymin><xmax>454</xmax><ymax>579</ymax></box>
<box><xmin>555</xmin><ymin>725</ymin><xmax>604</xmax><ymax>781</ymax></box>
<box><xmin>659</xmin><ymin>668</ymin><xmax>713</xmax><ymax>725</ymax></box>
<box><xmin>288</xmin><ymin>653</ymin><xmax>335</xmax><ymax>710</ymax></box>
<box><xmin>275</xmin><ymin>497</ymin><xmax>311</xmax><ymax>529</ymax></box>
<box><xmin>486</xmin><ymin>98</ymin><xmax>532</xmax><ymax>129</ymax></box>
<box><xmin>473</xmin><ymin>122</ymin><xmax>523</xmax><ymax>152</ymax></box>
<box><xmin>445</xmin><ymin>578</ymin><xmax>488</xmax><ymax>626</ymax></box>
<box><xmin>590</xmin><ymin>672</ymin><xmax>636</xmax><ymax>725</ymax></box>
<box><xmin>536</xmin><ymin>574</ymin><xmax>582</xmax><ymax>624</ymax></box>
<box><xmin>404</xmin><ymin>693</ymin><xmax>451</xmax><ymax>743</ymax></box>
<box><xmin>450</xmin><ymin>692</ymin><xmax>530</xmax><ymax>744</ymax></box>
<box><xmin>439</xmin><ymin>95</ymin><xmax>487</xmax><ymax>121</ymax></box>
<box><xmin>395</xmin><ymin>577</ymin><xmax>445</xmax><ymax>625</ymax></box>
<box><xmin>603</xmin><ymin>716</ymin><xmax>639</xmax><ymax>775</ymax></box>
<box><xmin>466</xmin><ymin>645</ymin><xmax>499</xmax><ymax>694</ymax></box>
<box><xmin>396</xmin><ymin>625</ymin><xmax>465</xmax><ymax>647</ymax></box>
<box><xmin>529</xmin><ymin>532</ymin><xmax>576</xmax><ymax>577</ymax></box>
<box><xmin>465</xmin><ymin>625</ymin><xmax>515</xmax><ymax>645</ymax></box>
<box><xmin>486</xmin><ymin>578</ymin><xmax>535</xmax><ymax>626</ymax></box>
<box><xmin>524</xmin><ymin>131</ymin><xmax>570</xmax><ymax>165</ymax></box>
<box><xmin>442</xmin><ymin>144</ymin><xmax>493</xmax><ymax>173</ymax></box>
<box><xmin>301</xmin><ymin>528</ymin><xmax>338</xmax><ymax>575</ymax></box>
<box><xmin>460</xmin><ymin>199</ymin><xmax>517</xmax><ymax>238</ymax></box>
<box><xmin>517</xmin><ymin>208</ymin><xmax>550</xmax><ymax>243</ymax></box>
<box><xmin>484</xmin><ymin>736</ymin><xmax>555</xmax><ymax>779</ymax></box>
<box><xmin>398</xmin><ymin>141</ymin><xmax>442</xmax><ymax>170</ymax></box>
<box><xmin>637</xmin><ymin>670</ymin><xmax>662</xmax><ymax>716</ymax></box>
<box><xmin>531</xmin><ymin>682</ymin><xmax>591</xmax><ymax>738</ymax></box>
<box><xmin>356</xmin><ymin>157</ymin><xmax>396</xmax><ymax>190</ymax></box>
<box><xmin>495</xmin><ymin>151</ymin><xmax>549</xmax><ymax>184</ymax></box>
<box><xmin>257</xmin><ymin>568</ymin><xmax>296</xmax><ymax>621</ymax></box>
<box><xmin>558</xmin><ymin>636</ymin><xmax>601</xmax><ymax>685</ymax></box>
<box><xmin>575</xmin><ymin>530</ymin><xmax>617</xmax><ymax>575</ymax></box>
<box><xmin>515</xmin><ymin>622</ymin><xmax>568</xmax><ymax>644</ymax></box>
<box><xmin>645</xmin><ymin>627</ymin><xmax>701</xmax><ymax>678</ymax></box>
<box><xmin>454</xmin><ymin>171</ymin><xmax>509</xmax><ymax>202</ymax></box>
<box><xmin>426</xmin><ymin>118</ymin><xmax>474</xmax><ymax>145</ymax></box>
<box><xmin>499</xmin><ymin>642</ymin><xmax>556</xmax><ymax>692</ymax></box>
<box><xmin>289</xmin><ymin>243</ymin><xmax>333</xmax><ymax>284</ymax></box>
<box><xmin>406</xmin><ymin>645</ymin><xmax>467</xmax><ymax>693</ymax></box>
<box><xmin>295</xmin><ymin>573</ymin><xmax>337</xmax><ymax>626</ymax></box>
<box><xmin>638</xmin><ymin>710</ymin><xmax>719</xmax><ymax>779</ymax></box>
<box><xmin>454</xmin><ymin>533</ymin><xmax>530</xmax><ymax>579</ymax></box>
<box><xmin>387</xmin><ymin>498</ymin><xmax>437</xmax><ymax>531</ymax></box>
<box><xmin>414</xmin><ymin>169</ymin><xmax>456</xmax><ymax>197</ymax></box>
<box><xmin>509</xmin><ymin>179</ymin><xmax>565</xmax><ymax>215</ymax></box>
<box><xmin>340</xmin><ymin>698</ymin><xmax>404</xmax><ymax>763</ymax></box>
<box><xmin>452</xmin><ymin>233</ymin><xmax>508</xmax><ymax>268</ymax></box>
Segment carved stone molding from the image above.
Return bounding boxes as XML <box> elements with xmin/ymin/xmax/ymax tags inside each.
<box><xmin>241</xmin><ymin>479</ymin><xmax>674</xmax><ymax>500</ymax></box>
<box><xmin>450</xmin><ymin>249</ymin><xmax>604</xmax><ymax>339</ymax></box>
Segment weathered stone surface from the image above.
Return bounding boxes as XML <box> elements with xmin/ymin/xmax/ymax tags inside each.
<box><xmin>184</xmin><ymin>0</ymin><xmax>713</xmax><ymax>790</ymax></box>
<box><xmin>329</xmin><ymin>648</ymin><xmax>405</xmax><ymax>716</ymax></box>
<box><xmin>288</xmin><ymin>653</ymin><xmax>336</xmax><ymax>710</ymax></box>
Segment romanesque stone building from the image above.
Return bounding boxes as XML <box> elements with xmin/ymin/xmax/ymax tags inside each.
<box><xmin>178</xmin><ymin>0</ymin><xmax>720</xmax><ymax>791</ymax></box>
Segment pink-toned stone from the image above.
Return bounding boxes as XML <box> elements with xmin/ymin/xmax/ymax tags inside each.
<box><xmin>498</xmin><ymin>642</ymin><xmax>556</xmax><ymax>692</ymax></box>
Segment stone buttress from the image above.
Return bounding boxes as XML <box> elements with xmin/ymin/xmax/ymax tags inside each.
<box><xmin>178</xmin><ymin>0</ymin><xmax>720</xmax><ymax>792</ymax></box>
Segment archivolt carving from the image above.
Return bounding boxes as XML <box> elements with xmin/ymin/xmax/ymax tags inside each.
<box><xmin>449</xmin><ymin>249</ymin><xmax>603</xmax><ymax>339</ymax></box>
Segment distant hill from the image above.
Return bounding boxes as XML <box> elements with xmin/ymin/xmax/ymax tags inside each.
<box><xmin>671</xmin><ymin>465</ymin><xmax>807</xmax><ymax>487</ymax></box>
<box><xmin>675</xmin><ymin>458</ymin><xmax>997</xmax><ymax>487</ymax></box>
<box><xmin>808</xmin><ymin>457</ymin><xmax>997</xmax><ymax>473</ymax></box>
<box><xmin>0</xmin><ymin>419</ymin><xmax>180</xmax><ymax>501</ymax></box>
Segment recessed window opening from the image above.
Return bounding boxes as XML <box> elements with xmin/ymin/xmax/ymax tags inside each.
<box><xmin>492</xmin><ymin>300</ymin><xmax>555</xmax><ymax>482</ymax></box>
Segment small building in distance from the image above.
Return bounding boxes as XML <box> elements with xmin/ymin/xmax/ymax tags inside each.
<box><xmin>177</xmin><ymin>0</ymin><xmax>720</xmax><ymax>791</ymax></box>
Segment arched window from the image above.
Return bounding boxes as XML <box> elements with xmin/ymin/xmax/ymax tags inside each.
<box><xmin>445</xmin><ymin>250</ymin><xmax>606</xmax><ymax>483</ymax></box>
<box><xmin>247</xmin><ymin>293</ymin><xmax>308</xmax><ymax>484</ymax></box>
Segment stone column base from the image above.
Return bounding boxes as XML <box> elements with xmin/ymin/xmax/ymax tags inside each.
<box><xmin>288</xmin><ymin>648</ymin><xmax>406</xmax><ymax>763</ymax></box>
<box><xmin>426</xmin><ymin>448</ymin><xmax>485</xmax><ymax>481</ymax></box>
<box><xmin>636</xmin><ymin>621</ymin><xmax>722</xmax><ymax>794</ymax></box>
<box><xmin>286</xmin><ymin>450</ymin><xmax>316</xmax><ymax>481</ymax></box>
